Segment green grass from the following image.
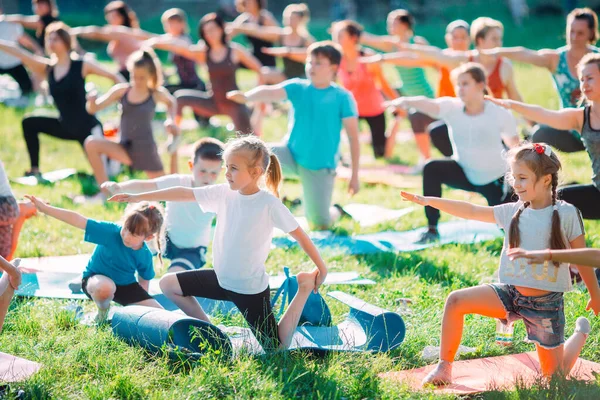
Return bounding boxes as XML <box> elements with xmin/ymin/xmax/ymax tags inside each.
<box><xmin>1</xmin><ymin>60</ymin><xmax>600</xmax><ymax>399</ymax></box>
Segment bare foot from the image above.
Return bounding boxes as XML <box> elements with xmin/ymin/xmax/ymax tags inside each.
<box><xmin>296</xmin><ymin>271</ymin><xmax>316</xmax><ymax>294</ymax></box>
<box><xmin>19</xmin><ymin>201</ymin><xmax>37</xmax><ymax>219</ymax></box>
<box><xmin>422</xmin><ymin>360</ymin><xmax>453</xmax><ymax>386</ymax></box>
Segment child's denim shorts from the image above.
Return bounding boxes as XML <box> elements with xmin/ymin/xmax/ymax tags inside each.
<box><xmin>163</xmin><ymin>234</ymin><xmax>207</xmax><ymax>271</ymax></box>
<box><xmin>488</xmin><ymin>283</ymin><xmax>565</xmax><ymax>349</ymax></box>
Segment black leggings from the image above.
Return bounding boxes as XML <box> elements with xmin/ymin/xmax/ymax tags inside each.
<box><xmin>559</xmin><ymin>184</ymin><xmax>600</xmax><ymax>220</ymax></box>
<box><xmin>531</xmin><ymin>124</ymin><xmax>586</xmax><ymax>153</ymax></box>
<box><xmin>0</xmin><ymin>64</ymin><xmax>33</xmax><ymax>95</ymax></box>
<box><xmin>175</xmin><ymin>89</ymin><xmax>252</xmax><ymax>135</ymax></box>
<box><xmin>427</xmin><ymin>120</ymin><xmax>453</xmax><ymax>157</ymax></box>
<box><xmin>423</xmin><ymin>159</ymin><xmax>511</xmax><ymax>227</ymax></box>
<box><xmin>176</xmin><ymin>269</ymin><xmax>280</xmax><ymax>351</ymax></box>
<box><xmin>22</xmin><ymin>116</ymin><xmax>100</xmax><ymax>169</ymax></box>
<box><xmin>360</xmin><ymin>113</ymin><xmax>386</xmax><ymax>158</ymax></box>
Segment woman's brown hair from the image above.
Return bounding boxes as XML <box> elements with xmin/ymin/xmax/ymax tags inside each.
<box><xmin>126</xmin><ymin>48</ymin><xmax>163</xmax><ymax>89</ymax></box>
<box><xmin>44</xmin><ymin>21</ymin><xmax>73</xmax><ymax>54</ymax></box>
<box><xmin>104</xmin><ymin>1</ymin><xmax>139</xmax><ymax>29</ymax></box>
<box><xmin>567</xmin><ymin>7</ymin><xmax>599</xmax><ymax>44</ymax></box>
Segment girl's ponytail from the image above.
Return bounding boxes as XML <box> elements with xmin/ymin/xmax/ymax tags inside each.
<box><xmin>549</xmin><ymin>174</ymin><xmax>567</xmax><ymax>265</ymax></box>
<box><xmin>266</xmin><ymin>153</ymin><xmax>282</xmax><ymax>198</ymax></box>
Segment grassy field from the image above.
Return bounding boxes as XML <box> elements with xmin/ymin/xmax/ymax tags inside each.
<box><xmin>0</xmin><ymin>60</ymin><xmax>600</xmax><ymax>400</ymax></box>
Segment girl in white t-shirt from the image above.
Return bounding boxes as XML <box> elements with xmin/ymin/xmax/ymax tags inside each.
<box><xmin>109</xmin><ymin>136</ymin><xmax>328</xmax><ymax>351</ymax></box>
<box><xmin>401</xmin><ymin>142</ymin><xmax>600</xmax><ymax>386</ymax></box>
<box><xmin>386</xmin><ymin>62</ymin><xmax>521</xmax><ymax>244</ymax></box>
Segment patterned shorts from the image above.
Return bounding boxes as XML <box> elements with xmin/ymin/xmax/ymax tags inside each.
<box><xmin>0</xmin><ymin>196</ymin><xmax>19</xmax><ymax>258</ymax></box>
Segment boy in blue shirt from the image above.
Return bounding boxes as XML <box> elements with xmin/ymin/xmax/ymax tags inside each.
<box><xmin>228</xmin><ymin>41</ymin><xmax>360</xmax><ymax>230</ymax></box>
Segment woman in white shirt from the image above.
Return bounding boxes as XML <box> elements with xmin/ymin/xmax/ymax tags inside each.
<box><xmin>387</xmin><ymin>62</ymin><xmax>520</xmax><ymax>243</ymax></box>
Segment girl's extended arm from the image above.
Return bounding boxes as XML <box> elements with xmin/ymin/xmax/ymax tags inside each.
<box><xmin>385</xmin><ymin>96</ymin><xmax>441</xmax><ymax>117</ymax></box>
<box><xmin>145</xmin><ymin>36</ymin><xmax>206</xmax><ymax>64</ymax></box>
<box><xmin>482</xmin><ymin>47</ymin><xmax>557</xmax><ymax>70</ymax></box>
<box><xmin>101</xmin><ymin>179</ymin><xmax>159</xmax><ymax>195</ymax></box>
<box><xmin>0</xmin><ymin>15</ymin><xmax>39</xmax><ymax>30</ymax></box>
<box><xmin>71</xmin><ymin>26</ymin><xmax>155</xmax><ymax>43</ymax></box>
<box><xmin>228</xmin><ymin>23</ymin><xmax>283</xmax><ymax>43</ymax></box>
<box><xmin>0</xmin><ymin>39</ymin><xmax>49</xmax><ymax>76</ymax></box>
<box><xmin>398</xmin><ymin>44</ymin><xmax>466</xmax><ymax>68</ymax></box>
<box><xmin>508</xmin><ymin>248</ymin><xmax>600</xmax><ymax>267</ymax></box>
<box><xmin>569</xmin><ymin>235</ymin><xmax>600</xmax><ymax>315</ymax></box>
<box><xmin>288</xmin><ymin>227</ymin><xmax>328</xmax><ymax>290</ymax></box>
<box><xmin>262</xmin><ymin>46</ymin><xmax>307</xmax><ymax>63</ymax></box>
<box><xmin>109</xmin><ymin>187</ymin><xmax>196</xmax><ymax>203</ymax></box>
<box><xmin>485</xmin><ymin>97</ymin><xmax>582</xmax><ymax>132</ymax></box>
<box><xmin>360</xmin><ymin>32</ymin><xmax>398</xmax><ymax>52</ymax></box>
<box><xmin>400</xmin><ymin>191</ymin><xmax>496</xmax><ymax>223</ymax></box>
<box><xmin>24</xmin><ymin>195</ymin><xmax>87</xmax><ymax>230</ymax></box>
<box><xmin>82</xmin><ymin>60</ymin><xmax>125</xmax><ymax>84</ymax></box>
<box><xmin>86</xmin><ymin>83</ymin><xmax>128</xmax><ymax>114</ymax></box>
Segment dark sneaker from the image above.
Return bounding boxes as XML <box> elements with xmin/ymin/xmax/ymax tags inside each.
<box><xmin>415</xmin><ymin>230</ymin><xmax>440</xmax><ymax>245</ymax></box>
<box><xmin>333</xmin><ymin>204</ymin><xmax>352</xmax><ymax>220</ymax></box>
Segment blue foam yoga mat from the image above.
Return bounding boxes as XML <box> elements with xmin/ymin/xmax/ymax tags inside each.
<box><xmin>272</xmin><ymin>220</ymin><xmax>503</xmax><ymax>255</ymax></box>
<box><xmin>111</xmin><ymin>291</ymin><xmax>406</xmax><ymax>358</ymax></box>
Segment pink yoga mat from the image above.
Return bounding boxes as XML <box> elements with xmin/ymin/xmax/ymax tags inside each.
<box><xmin>0</xmin><ymin>352</ymin><xmax>41</xmax><ymax>383</ymax></box>
<box><xmin>379</xmin><ymin>352</ymin><xmax>600</xmax><ymax>395</ymax></box>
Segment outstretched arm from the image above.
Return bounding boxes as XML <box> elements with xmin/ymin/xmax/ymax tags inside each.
<box><xmin>228</xmin><ymin>23</ymin><xmax>283</xmax><ymax>43</ymax></box>
<box><xmin>227</xmin><ymin>83</ymin><xmax>287</xmax><ymax>104</ymax></box>
<box><xmin>400</xmin><ymin>191</ymin><xmax>496</xmax><ymax>223</ymax></box>
<box><xmin>262</xmin><ymin>46</ymin><xmax>307</xmax><ymax>63</ymax></box>
<box><xmin>0</xmin><ymin>39</ymin><xmax>49</xmax><ymax>76</ymax></box>
<box><xmin>0</xmin><ymin>15</ymin><xmax>39</xmax><ymax>30</ymax></box>
<box><xmin>86</xmin><ymin>83</ymin><xmax>128</xmax><ymax>114</ymax></box>
<box><xmin>144</xmin><ymin>36</ymin><xmax>206</xmax><ymax>64</ymax></box>
<box><xmin>71</xmin><ymin>25</ymin><xmax>155</xmax><ymax>43</ymax></box>
<box><xmin>82</xmin><ymin>60</ymin><xmax>125</xmax><ymax>84</ymax></box>
<box><xmin>570</xmin><ymin>235</ymin><xmax>600</xmax><ymax>315</ymax></box>
<box><xmin>482</xmin><ymin>47</ymin><xmax>557</xmax><ymax>71</ymax></box>
<box><xmin>102</xmin><ymin>179</ymin><xmax>159</xmax><ymax>196</ymax></box>
<box><xmin>485</xmin><ymin>97</ymin><xmax>582</xmax><ymax>131</ymax></box>
<box><xmin>400</xmin><ymin>45</ymin><xmax>466</xmax><ymax>68</ymax></box>
<box><xmin>360</xmin><ymin>32</ymin><xmax>398</xmax><ymax>52</ymax></box>
<box><xmin>508</xmin><ymin>248</ymin><xmax>600</xmax><ymax>268</ymax></box>
<box><xmin>24</xmin><ymin>195</ymin><xmax>87</xmax><ymax>230</ymax></box>
<box><xmin>385</xmin><ymin>96</ymin><xmax>441</xmax><ymax>117</ymax></box>
<box><xmin>361</xmin><ymin>51</ymin><xmax>435</xmax><ymax>68</ymax></box>
<box><xmin>109</xmin><ymin>186</ymin><xmax>196</xmax><ymax>203</ymax></box>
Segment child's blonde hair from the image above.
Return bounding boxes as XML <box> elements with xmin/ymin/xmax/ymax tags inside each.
<box><xmin>223</xmin><ymin>136</ymin><xmax>282</xmax><ymax>198</ymax></box>
<box><xmin>126</xmin><ymin>48</ymin><xmax>163</xmax><ymax>89</ymax></box>
<box><xmin>161</xmin><ymin>8</ymin><xmax>189</xmax><ymax>34</ymax></box>
<box><xmin>506</xmin><ymin>143</ymin><xmax>567</xmax><ymax>263</ymax></box>
<box><xmin>470</xmin><ymin>17</ymin><xmax>503</xmax><ymax>46</ymax></box>
<box><xmin>122</xmin><ymin>202</ymin><xmax>165</xmax><ymax>263</ymax></box>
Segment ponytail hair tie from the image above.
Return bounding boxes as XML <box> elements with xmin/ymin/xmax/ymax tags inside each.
<box><xmin>148</xmin><ymin>205</ymin><xmax>155</xmax><ymax>210</ymax></box>
<box><xmin>533</xmin><ymin>143</ymin><xmax>552</xmax><ymax>157</ymax></box>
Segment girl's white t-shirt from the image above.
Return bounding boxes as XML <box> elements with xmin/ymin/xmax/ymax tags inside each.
<box><xmin>493</xmin><ymin>200</ymin><xmax>585</xmax><ymax>292</ymax></box>
<box><xmin>193</xmin><ymin>184</ymin><xmax>299</xmax><ymax>294</ymax></box>
<box><xmin>434</xmin><ymin>98</ymin><xmax>519</xmax><ymax>185</ymax></box>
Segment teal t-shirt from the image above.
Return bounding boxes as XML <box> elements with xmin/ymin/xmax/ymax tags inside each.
<box><xmin>83</xmin><ymin>219</ymin><xmax>155</xmax><ymax>286</ymax></box>
<box><xmin>283</xmin><ymin>78</ymin><xmax>358</xmax><ymax>170</ymax></box>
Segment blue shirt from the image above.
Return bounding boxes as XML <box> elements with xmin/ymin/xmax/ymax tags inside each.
<box><xmin>83</xmin><ymin>219</ymin><xmax>155</xmax><ymax>286</ymax></box>
<box><xmin>283</xmin><ymin>78</ymin><xmax>358</xmax><ymax>170</ymax></box>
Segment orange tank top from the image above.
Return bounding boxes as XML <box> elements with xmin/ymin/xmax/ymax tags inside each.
<box><xmin>437</xmin><ymin>66</ymin><xmax>455</xmax><ymax>97</ymax></box>
<box><xmin>468</xmin><ymin>55</ymin><xmax>506</xmax><ymax>98</ymax></box>
<box><xmin>338</xmin><ymin>55</ymin><xmax>385</xmax><ymax>117</ymax></box>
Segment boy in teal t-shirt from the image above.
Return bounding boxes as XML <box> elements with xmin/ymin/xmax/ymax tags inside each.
<box><xmin>227</xmin><ymin>41</ymin><xmax>360</xmax><ymax>230</ymax></box>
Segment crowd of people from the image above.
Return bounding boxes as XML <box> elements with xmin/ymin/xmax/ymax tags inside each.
<box><xmin>0</xmin><ymin>0</ymin><xmax>600</xmax><ymax>387</ymax></box>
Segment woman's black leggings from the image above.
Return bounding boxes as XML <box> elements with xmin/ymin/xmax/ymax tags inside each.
<box><xmin>423</xmin><ymin>159</ymin><xmax>511</xmax><ymax>227</ymax></box>
<box><xmin>427</xmin><ymin>120</ymin><xmax>453</xmax><ymax>157</ymax></box>
<box><xmin>559</xmin><ymin>184</ymin><xmax>600</xmax><ymax>220</ymax></box>
<box><xmin>22</xmin><ymin>116</ymin><xmax>98</xmax><ymax>169</ymax></box>
<box><xmin>0</xmin><ymin>64</ymin><xmax>33</xmax><ymax>95</ymax></box>
<box><xmin>360</xmin><ymin>113</ymin><xmax>386</xmax><ymax>158</ymax></box>
<box><xmin>531</xmin><ymin>124</ymin><xmax>586</xmax><ymax>153</ymax></box>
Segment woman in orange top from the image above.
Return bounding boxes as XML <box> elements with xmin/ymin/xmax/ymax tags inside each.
<box><xmin>333</xmin><ymin>20</ymin><xmax>400</xmax><ymax>158</ymax></box>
